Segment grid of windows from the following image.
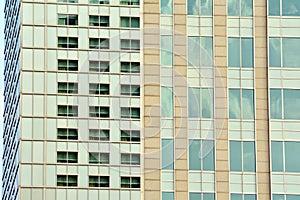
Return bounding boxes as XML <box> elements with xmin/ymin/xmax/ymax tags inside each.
<box><xmin>89</xmin><ymin>152</ymin><xmax>110</xmax><ymax>164</ymax></box>
<box><xmin>270</xmin><ymin>89</ymin><xmax>300</xmax><ymax>120</ymax></box>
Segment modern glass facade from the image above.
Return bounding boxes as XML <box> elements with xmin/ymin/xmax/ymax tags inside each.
<box><xmin>3</xmin><ymin>0</ymin><xmax>300</xmax><ymax>200</ymax></box>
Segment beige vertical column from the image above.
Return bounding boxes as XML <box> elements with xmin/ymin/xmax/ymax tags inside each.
<box><xmin>173</xmin><ymin>0</ymin><xmax>188</xmax><ymax>199</ymax></box>
<box><xmin>254</xmin><ymin>0</ymin><xmax>271</xmax><ymax>199</ymax></box>
<box><xmin>143</xmin><ymin>1</ymin><xmax>161</xmax><ymax>199</ymax></box>
<box><xmin>214</xmin><ymin>1</ymin><xmax>229</xmax><ymax>200</ymax></box>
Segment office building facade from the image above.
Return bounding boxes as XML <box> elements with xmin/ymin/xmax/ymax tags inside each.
<box><xmin>3</xmin><ymin>0</ymin><xmax>300</xmax><ymax>199</ymax></box>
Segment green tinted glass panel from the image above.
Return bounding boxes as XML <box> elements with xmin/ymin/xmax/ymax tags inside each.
<box><xmin>269</xmin><ymin>0</ymin><xmax>280</xmax><ymax>15</ymax></box>
<box><xmin>229</xmin><ymin>89</ymin><xmax>241</xmax><ymax>119</ymax></box>
<box><xmin>189</xmin><ymin>140</ymin><xmax>201</xmax><ymax>170</ymax></box>
<box><xmin>161</xmin><ymin>36</ymin><xmax>173</xmax><ymax>66</ymax></box>
<box><xmin>242</xmin><ymin>89</ymin><xmax>254</xmax><ymax>119</ymax></box>
<box><xmin>282</xmin><ymin>38</ymin><xmax>300</xmax><ymax>68</ymax></box>
<box><xmin>162</xmin><ymin>139</ymin><xmax>174</xmax><ymax>170</ymax></box>
<box><xmin>230</xmin><ymin>141</ymin><xmax>242</xmax><ymax>171</ymax></box>
<box><xmin>285</xmin><ymin>142</ymin><xmax>300</xmax><ymax>172</ymax></box>
<box><xmin>188</xmin><ymin>88</ymin><xmax>200</xmax><ymax>118</ymax></box>
<box><xmin>161</xmin><ymin>87</ymin><xmax>174</xmax><ymax>118</ymax></box>
<box><xmin>243</xmin><ymin>141</ymin><xmax>256</xmax><ymax>172</ymax></box>
<box><xmin>271</xmin><ymin>141</ymin><xmax>283</xmax><ymax>172</ymax></box>
<box><xmin>270</xmin><ymin>89</ymin><xmax>282</xmax><ymax>119</ymax></box>
<box><xmin>228</xmin><ymin>38</ymin><xmax>240</xmax><ymax>68</ymax></box>
<box><xmin>283</xmin><ymin>89</ymin><xmax>300</xmax><ymax>120</ymax></box>
<box><xmin>269</xmin><ymin>38</ymin><xmax>281</xmax><ymax>67</ymax></box>
<box><xmin>202</xmin><ymin>140</ymin><xmax>215</xmax><ymax>171</ymax></box>
<box><xmin>282</xmin><ymin>0</ymin><xmax>300</xmax><ymax>16</ymax></box>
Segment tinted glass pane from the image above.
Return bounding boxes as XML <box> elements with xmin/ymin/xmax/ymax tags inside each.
<box><xmin>188</xmin><ymin>37</ymin><xmax>200</xmax><ymax>66</ymax></box>
<box><xmin>231</xmin><ymin>194</ymin><xmax>243</xmax><ymax>200</ymax></box>
<box><xmin>188</xmin><ymin>0</ymin><xmax>199</xmax><ymax>15</ymax></box>
<box><xmin>269</xmin><ymin>38</ymin><xmax>281</xmax><ymax>67</ymax></box>
<box><xmin>271</xmin><ymin>141</ymin><xmax>283</xmax><ymax>172</ymax></box>
<box><xmin>161</xmin><ymin>87</ymin><xmax>174</xmax><ymax>118</ymax></box>
<box><xmin>285</xmin><ymin>142</ymin><xmax>300</xmax><ymax>172</ymax></box>
<box><xmin>286</xmin><ymin>195</ymin><xmax>300</xmax><ymax>200</ymax></box>
<box><xmin>200</xmin><ymin>37</ymin><xmax>213</xmax><ymax>67</ymax></box>
<box><xmin>273</xmin><ymin>194</ymin><xmax>284</xmax><ymax>200</ymax></box>
<box><xmin>161</xmin><ymin>0</ymin><xmax>173</xmax><ymax>14</ymax></box>
<box><xmin>282</xmin><ymin>0</ymin><xmax>300</xmax><ymax>16</ymax></box>
<box><xmin>189</xmin><ymin>140</ymin><xmax>201</xmax><ymax>170</ymax></box>
<box><xmin>270</xmin><ymin>89</ymin><xmax>282</xmax><ymax>119</ymax></box>
<box><xmin>228</xmin><ymin>38</ymin><xmax>240</xmax><ymax>68</ymax></box>
<box><xmin>244</xmin><ymin>194</ymin><xmax>256</xmax><ymax>200</ymax></box>
<box><xmin>230</xmin><ymin>141</ymin><xmax>242</xmax><ymax>171</ymax></box>
<box><xmin>241</xmin><ymin>0</ymin><xmax>253</xmax><ymax>16</ymax></box>
<box><xmin>269</xmin><ymin>0</ymin><xmax>280</xmax><ymax>15</ymax></box>
<box><xmin>228</xmin><ymin>0</ymin><xmax>239</xmax><ymax>16</ymax></box>
<box><xmin>283</xmin><ymin>89</ymin><xmax>300</xmax><ymax>120</ymax></box>
<box><xmin>201</xmin><ymin>0</ymin><xmax>213</xmax><ymax>15</ymax></box>
<box><xmin>243</xmin><ymin>141</ymin><xmax>256</xmax><ymax>172</ymax></box>
<box><xmin>162</xmin><ymin>192</ymin><xmax>174</xmax><ymax>200</ymax></box>
<box><xmin>282</xmin><ymin>38</ymin><xmax>300</xmax><ymax>68</ymax></box>
<box><xmin>161</xmin><ymin>36</ymin><xmax>173</xmax><ymax>66</ymax></box>
<box><xmin>190</xmin><ymin>193</ymin><xmax>201</xmax><ymax>200</ymax></box>
<box><xmin>162</xmin><ymin>139</ymin><xmax>174</xmax><ymax>170</ymax></box>
<box><xmin>241</xmin><ymin>38</ymin><xmax>253</xmax><ymax>68</ymax></box>
<box><xmin>202</xmin><ymin>140</ymin><xmax>215</xmax><ymax>171</ymax></box>
<box><xmin>242</xmin><ymin>89</ymin><xmax>254</xmax><ymax>119</ymax></box>
<box><xmin>229</xmin><ymin>89</ymin><xmax>241</xmax><ymax>119</ymax></box>
<box><xmin>203</xmin><ymin>193</ymin><xmax>215</xmax><ymax>200</ymax></box>
<box><xmin>188</xmin><ymin>88</ymin><xmax>201</xmax><ymax>118</ymax></box>
<box><xmin>202</xmin><ymin>88</ymin><xmax>213</xmax><ymax>118</ymax></box>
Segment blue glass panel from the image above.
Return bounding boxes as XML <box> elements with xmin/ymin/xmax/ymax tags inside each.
<box><xmin>273</xmin><ymin>194</ymin><xmax>284</xmax><ymax>200</ymax></box>
<box><xmin>161</xmin><ymin>0</ymin><xmax>173</xmax><ymax>14</ymax></box>
<box><xmin>201</xmin><ymin>0</ymin><xmax>213</xmax><ymax>15</ymax></box>
<box><xmin>269</xmin><ymin>38</ymin><xmax>281</xmax><ymax>67</ymax></box>
<box><xmin>188</xmin><ymin>88</ymin><xmax>201</xmax><ymax>118</ymax></box>
<box><xmin>270</xmin><ymin>89</ymin><xmax>282</xmax><ymax>119</ymax></box>
<box><xmin>189</xmin><ymin>140</ymin><xmax>201</xmax><ymax>170</ymax></box>
<box><xmin>244</xmin><ymin>194</ymin><xmax>256</xmax><ymax>200</ymax></box>
<box><xmin>188</xmin><ymin>37</ymin><xmax>200</xmax><ymax>66</ymax></box>
<box><xmin>228</xmin><ymin>0</ymin><xmax>239</xmax><ymax>16</ymax></box>
<box><xmin>282</xmin><ymin>0</ymin><xmax>300</xmax><ymax>16</ymax></box>
<box><xmin>200</xmin><ymin>37</ymin><xmax>213</xmax><ymax>67</ymax></box>
<box><xmin>282</xmin><ymin>38</ymin><xmax>300</xmax><ymax>68</ymax></box>
<box><xmin>285</xmin><ymin>142</ymin><xmax>300</xmax><ymax>172</ymax></box>
<box><xmin>269</xmin><ymin>0</ymin><xmax>280</xmax><ymax>15</ymax></box>
<box><xmin>286</xmin><ymin>195</ymin><xmax>300</xmax><ymax>200</ymax></box>
<box><xmin>241</xmin><ymin>0</ymin><xmax>253</xmax><ymax>16</ymax></box>
<box><xmin>231</xmin><ymin>194</ymin><xmax>243</xmax><ymax>200</ymax></box>
<box><xmin>162</xmin><ymin>192</ymin><xmax>174</xmax><ymax>200</ymax></box>
<box><xmin>243</xmin><ymin>141</ymin><xmax>256</xmax><ymax>172</ymax></box>
<box><xmin>271</xmin><ymin>141</ymin><xmax>284</xmax><ymax>172</ymax></box>
<box><xmin>162</xmin><ymin>139</ymin><xmax>174</xmax><ymax>170</ymax></box>
<box><xmin>202</xmin><ymin>88</ymin><xmax>213</xmax><ymax>118</ymax></box>
<box><xmin>161</xmin><ymin>36</ymin><xmax>173</xmax><ymax>66</ymax></box>
<box><xmin>188</xmin><ymin>0</ymin><xmax>200</xmax><ymax>15</ymax></box>
<box><xmin>229</xmin><ymin>89</ymin><xmax>241</xmax><ymax>119</ymax></box>
<box><xmin>228</xmin><ymin>38</ymin><xmax>240</xmax><ymax>68</ymax></box>
<box><xmin>230</xmin><ymin>141</ymin><xmax>242</xmax><ymax>171</ymax></box>
<box><xmin>202</xmin><ymin>140</ymin><xmax>215</xmax><ymax>171</ymax></box>
<box><xmin>242</xmin><ymin>38</ymin><xmax>253</xmax><ymax>68</ymax></box>
<box><xmin>242</xmin><ymin>89</ymin><xmax>254</xmax><ymax>119</ymax></box>
<box><xmin>203</xmin><ymin>193</ymin><xmax>215</xmax><ymax>200</ymax></box>
<box><xmin>190</xmin><ymin>193</ymin><xmax>201</xmax><ymax>200</ymax></box>
<box><xmin>283</xmin><ymin>89</ymin><xmax>300</xmax><ymax>120</ymax></box>
<box><xmin>161</xmin><ymin>87</ymin><xmax>174</xmax><ymax>118</ymax></box>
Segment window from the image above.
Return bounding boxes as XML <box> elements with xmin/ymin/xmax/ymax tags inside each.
<box><xmin>188</xmin><ymin>36</ymin><xmax>213</xmax><ymax>67</ymax></box>
<box><xmin>89</xmin><ymin>16</ymin><xmax>109</xmax><ymax>27</ymax></box>
<box><xmin>229</xmin><ymin>89</ymin><xmax>255</xmax><ymax>120</ymax></box>
<box><xmin>271</xmin><ymin>141</ymin><xmax>300</xmax><ymax>172</ymax></box>
<box><xmin>269</xmin><ymin>0</ymin><xmax>300</xmax><ymax>16</ymax></box>
<box><xmin>58</xmin><ymin>37</ymin><xmax>78</xmax><ymax>48</ymax></box>
<box><xmin>161</xmin><ymin>36</ymin><xmax>173</xmax><ymax>66</ymax></box>
<box><xmin>269</xmin><ymin>38</ymin><xmax>300</xmax><ymax>68</ymax></box>
<box><xmin>58</xmin><ymin>82</ymin><xmax>78</xmax><ymax>94</ymax></box>
<box><xmin>89</xmin><ymin>38</ymin><xmax>109</xmax><ymax>49</ymax></box>
<box><xmin>270</xmin><ymin>89</ymin><xmax>300</xmax><ymax>120</ymax></box>
<box><xmin>58</xmin><ymin>60</ymin><xmax>78</xmax><ymax>71</ymax></box>
<box><xmin>161</xmin><ymin>87</ymin><xmax>174</xmax><ymax>118</ymax></box>
<box><xmin>89</xmin><ymin>152</ymin><xmax>109</xmax><ymax>164</ymax></box>
<box><xmin>121</xmin><ymin>154</ymin><xmax>140</xmax><ymax>165</ymax></box>
<box><xmin>189</xmin><ymin>139</ymin><xmax>215</xmax><ymax>171</ymax></box>
<box><xmin>120</xmin><ymin>0</ymin><xmax>139</xmax><ymax>5</ymax></box>
<box><xmin>58</xmin><ymin>105</ymin><xmax>78</xmax><ymax>117</ymax></box>
<box><xmin>228</xmin><ymin>37</ymin><xmax>254</xmax><ymax>68</ymax></box>
<box><xmin>89</xmin><ymin>129</ymin><xmax>110</xmax><ymax>141</ymax></box>
<box><xmin>273</xmin><ymin>194</ymin><xmax>300</xmax><ymax>200</ymax></box>
<box><xmin>57</xmin><ymin>175</ymin><xmax>77</xmax><ymax>187</ymax></box>
<box><xmin>230</xmin><ymin>141</ymin><xmax>256</xmax><ymax>172</ymax></box>
<box><xmin>230</xmin><ymin>194</ymin><xmax>256</xmax><ymax>200</ymax></box>
<box><xmin>89</xmin><ymin>61</ymin><xmax>109</xmax><ymax>72</ymax></box>
<box><xmin>89</xmin><ymin>106</ymin><xmax>110</xmax><ymax>118</ymax></box>
<box><xmin>121</xmin><ymin>177</ymin><xmax>140</xmax><ymax>188</ymax></box>
<box><xmin>190</xmin><ymin>193</ymin><xmax>215</xmax><ymax>200</ymax></box>
<box><xmin>162</xmin><ymin>192</ymin><xmax>175</xmax><ymax>200</ymax></box>
<box><xmin>120</xmin><ymin>17</ymin><xmax>140</xmax><ymax>28</ymax></box>
<box><xmin>58</xmin><ymin>14</ymin><xmax>78</xmax><ymax>25</ymax></box>
<box><xmin>89</xmin><ymin>83</ymin><xmax>109</xmax><ymax>95</ymax></box>
<box><xmin>121</xmin><ymin>85</ymin><xmax>140</xmax><ymax>96</ymax></box>
<box><xmin>121</xmin><ymin>107</ymin><xmax>140</xmax><ymax>118</ymax></box>
<box><xmin>89</xmin><ymin>176</ymin><xmax>109</xmax><ymax>187</ymax></box>
<box><xmin>120</xmin><ymin>62</ymin><xmax>140</xmax><ymax>73</ymax></box>
<box><xmin>228</xmin><ymin>0</ymin><xmax>253</xmax><ymax>16</ymax></box>
<box><xmin>89</xmin><ymin>0</ymin><xmax>109</xmax><ymax>4</ymax></box>
<box><xmin>121</xmin><ymin>130</ymin><xmax>140</xmax><ymax>142</ymax></box>
<box><xmin>58</xmin><ymin>0</ymin><xmax>78</xmax><ymax>3</ymax></box>
<box><xmin>188</xmin><ymin>0</ymin><xmax>212</xmax><ymax>15</ymax></box>
<box><xmin>188</xmin><ymin>88</ymin><xmax>214</xmax><ymax>119</ymax></box>
<box><xmin>120</xmin><ymin>39</ymin><xmax>140</xmax><ymax>50</ymax></box>
<box><xmin>161</xmin><ymin>0</ymin><xmax>173</xmax><ymax>14</ymax></box>
<box><xmin>57</xmin><ymin>152</ymin><xmax>77</xmax><ymax>163</ymax></box>
<box><xmin>57</xmin><ymin>128</ymin><xmax>78</xmax><ymax>140</ymax></box>
<box><xmin>162</xmin><ymin>139</ymin><xmax>174</xmax><ymax>170</ymax></box>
